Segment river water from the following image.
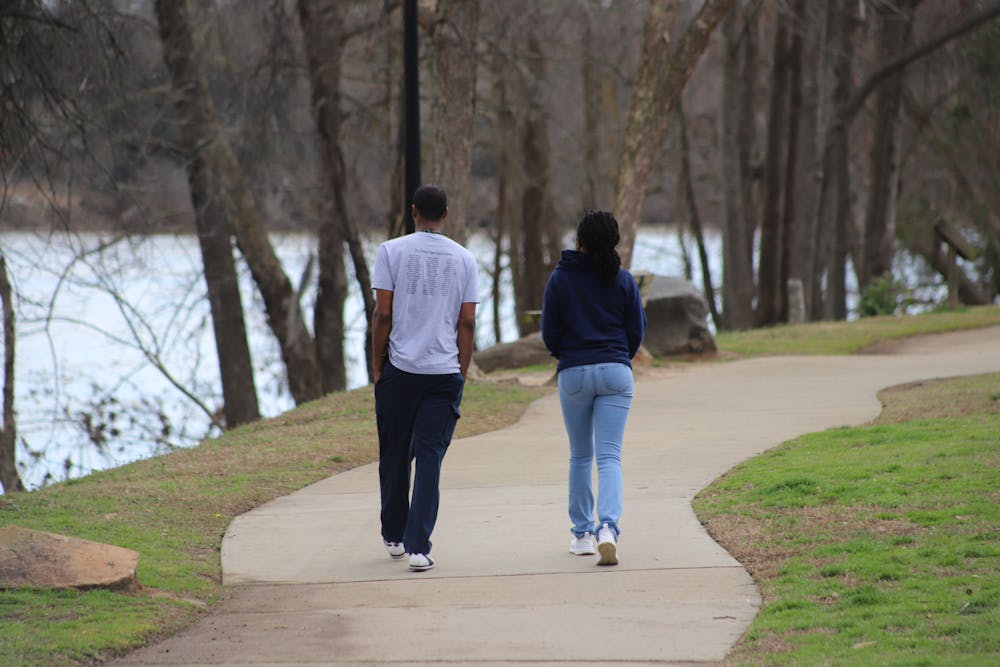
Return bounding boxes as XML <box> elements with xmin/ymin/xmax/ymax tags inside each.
<box><xmin>2</xmin><ymin>226</ymin><xmax>723</xmax><ymax>490</ymax></box>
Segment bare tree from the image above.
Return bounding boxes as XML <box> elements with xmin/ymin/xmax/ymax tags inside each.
<box><xmin>788</xmin><ymin>1</ymin><xmax>825</xmax><ymax>314</ymax></box>
<box><xmin>719</xmin><ymin>3</ymin><xmax>756</xmax><ymax>330</ymax></box>
<box><xmin>860</xmin><ymin>0</ymin><xmax>921</xmax><ymax>290</ymax></box>
<box><xmin>613</xmin><ymin>0</ymin><xmax>735</xmax><ymax>268</ymax></box>
<box><xmin>519</xmin><ymin>31</ymin><xmax>562</xmax><ymax>332</ymax></box>
<box><xmin>756</xmin><ymin>4</ymin><xmax>793</xmax><ymax>327</ymax></box>
<box><xmin>153</xmin><ymin>0</ymin><xmax>263</xmax><ymax>426</ymax></box>
<box><xmin>295</xmin><ymin>0</ymin><xmax>378</xmax><ymax>389</ymax></box>
<box><xmin>492</xmin><ymin>67</ymin><xmax>528</xmax><ymax>335</ymax></box>
<box><xmin>676</xmin><ymin>102</ymin><xmax>720</xmax><ymax>329</ymax></box>
<box><xmin>807</xmin><ymin>0</ymin><xmax>859</xmax><ymax>320</ymax></box>
<box><xmin>811</xmin><ymin>0</ymin><xmax>1000</xmax><ymax>317</ymax></box>
<box><xmin>901</xmin><ymin>52</ymin><xmax>1000</xmax><ymax>305</ymax></box>
<box><xmin>156</xmin><ymin>0</ymin><xmax>330</xmax><ymax>407</ymax></box>
<box><xmin>0</xmin><ymin>252</ymin><xmax>26</xmax><ymax>494</ymax></box>
<box><xmin>580</xmin><ymin>6</ymin><xmax>603</xmax><ymax>213</ymax></box>
<box><xmin>778</xmin><ymin>0</ymin><xmax>806</xmax><ymax>324</ymax></box>
<box><xmin>482</xmin><ymin>10</ymin><xmax>560</xmax><ymax>337</ymax></box>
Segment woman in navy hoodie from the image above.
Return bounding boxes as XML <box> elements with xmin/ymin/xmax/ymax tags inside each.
<box><xmin>541</xmin><ymin>210</ymin><xmax>646</xmax><ymax>566</ymax></box>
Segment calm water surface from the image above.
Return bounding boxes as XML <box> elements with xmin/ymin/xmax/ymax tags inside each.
<box><xmin>2</xmin><ymin>227</ymin><xmax>730</xmax><ymax>489</ymax></box>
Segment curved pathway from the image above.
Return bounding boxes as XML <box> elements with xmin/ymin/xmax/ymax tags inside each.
<box><xmin>116</xmin><ymin>326</ymin><xmax>1000</xmax><ymax>666</ymax></box>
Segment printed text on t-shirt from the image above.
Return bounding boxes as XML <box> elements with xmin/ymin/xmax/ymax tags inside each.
<box><xmin>405</xmin><ymin>248</ymin><xmax>457</xmax><ymax>297</ymax></box>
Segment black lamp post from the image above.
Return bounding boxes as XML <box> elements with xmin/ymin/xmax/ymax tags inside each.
<box><xmin>403</xmin><ymin>0</ymin><xmax>420</xmax><ymax>235</ymax></box>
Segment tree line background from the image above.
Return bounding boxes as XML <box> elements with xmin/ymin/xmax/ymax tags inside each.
<box><xmin>2</xmin><ymin>0</ymin><xmax>999</xmax><ymax>493</ymax></box>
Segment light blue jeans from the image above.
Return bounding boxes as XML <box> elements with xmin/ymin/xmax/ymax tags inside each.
<box><xmin>557</xmin><ymin>362</ymin><xmax>634</xmax><ymax>538</ymax></box>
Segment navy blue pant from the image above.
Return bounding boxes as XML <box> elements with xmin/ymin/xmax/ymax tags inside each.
<box><xmin>375</xmin><ymin>361</ymin><xmax>464</xmax><ymax>556</ymax></box>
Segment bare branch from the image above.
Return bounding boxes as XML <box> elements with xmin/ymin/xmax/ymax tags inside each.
<box><xmin>845</xmin><ymin>2</ymin><xmax>1000</xmax><ymax>121</ymax></box>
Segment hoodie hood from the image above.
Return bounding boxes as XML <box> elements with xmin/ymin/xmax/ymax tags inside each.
<box><xmin>556</xmin><ymin>249</ymin><xmax>597</xmax><ymax>272</ymax></box>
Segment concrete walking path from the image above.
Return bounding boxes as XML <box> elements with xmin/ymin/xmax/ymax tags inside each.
<box><xmin>115</xmin><ymin>326</ymin><xmax>1000</xmax><ymax>666</ymax></box>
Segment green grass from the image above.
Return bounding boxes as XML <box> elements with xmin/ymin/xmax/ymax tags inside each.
<box><xmin>0</xmin><ymin>588</ymin><xmax>179</xmax><ymax>665</ymax></box>
<box><xmin>715</xmin><ymin>305</ymin><xmax>1000</xmax><ymax>356</ymax></box>
<box><xmin>0</xmin><ymin>380</ymin><xmax>548</xmax><ymax>666</ymax></box>
<box><xmin>695</xmin><ymin>373</ymin><xmax>1000</xmax><ymax>666</ymax></box>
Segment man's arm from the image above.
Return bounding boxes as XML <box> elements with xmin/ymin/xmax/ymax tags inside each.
<box><xmin>372</xmin><ymin>289</ymin><xmax>394</xmax><ymax>382</ymax></box>
<box><xmin>456</xmin><ymin>301</ymin><xmax>477</xmax><ymax>378</ymax></box>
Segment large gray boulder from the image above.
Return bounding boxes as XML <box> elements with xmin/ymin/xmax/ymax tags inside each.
<box><xmin>642</xmin><ymin>275</ymin><xmax>716</xmax><ymax>356</ymax></box>
<box><xmin>474</xmin><ymin>332</ymin><xmax>655</xmax><ymax>375</ymax></box>
<box><xmin>474</xmin><ymin>332</ymin><xmax>552</xmax><ymax>373</ymax></box>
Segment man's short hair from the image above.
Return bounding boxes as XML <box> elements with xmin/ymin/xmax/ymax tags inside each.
<box><xmin>413</xmin><ymin>184</ymin><xmax>447</xmax><ymax>221</ymax></box>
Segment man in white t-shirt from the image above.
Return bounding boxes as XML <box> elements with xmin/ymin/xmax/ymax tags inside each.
<box><xmin>371</xmin><ymin>184</ymin><xmax>479</xmax><ymax>572</ymax></box>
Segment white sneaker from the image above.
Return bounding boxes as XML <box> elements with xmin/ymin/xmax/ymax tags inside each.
<box><xmin>596</xmin><ymin>523</ymin><xmax>618</xmax><ymax>566</ymax></box>
<box><xmin>409</xmin><ymin>553</ymin><xmax>434</xmax><ymax>572</ymax></box>
<box><xmin>569</xmin><ymin>532</ymin><xmax>596</xmax><ymax>555</ymax></box>
<box><xmin>384</xmin><ymin>540</ymin><xmax>405</xmax><ymax>560</ymax></box>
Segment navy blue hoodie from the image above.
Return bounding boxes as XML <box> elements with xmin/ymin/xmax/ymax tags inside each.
<box><xmin>541</xmin><ymin>250</ymin><xmax>647</xmax><ymax>372</ymax></box>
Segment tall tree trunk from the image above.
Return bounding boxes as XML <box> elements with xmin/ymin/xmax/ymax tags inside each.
<box><xmin>599</xmin><ymin>42</ymin><xmax>625</xmax><ymax>211</ymax></box>
<box><xmin>826</xmin><ymin>1</ymin><xmax>857</xmax><ymax>321</ymax></box>
<box><xmin>581</xmin><ymin>7</ymin><xmax>602</xmax><ymax>212</ymax></box>
<box><xmin>581</xmin><ymin>2</ymin><xmax>624</xmax><ymax>211</ymax></box>
<box><xmin>779</xmin><ymin>0</ymin><xmax>806</xmax><ymax>323</ymax></box>
<box><xmin>154</xmin><ymin>0</ymin><xmax>260</xmax><ymax>427</ymax></box>
<box><xmin>0</xmin><ymin>253</ymin><xmax>25</xmax><ymax>493</ymax></box>
<box><xmin>613</xmin><ymin>0</ymin><xmax>735</xmax><ymax>268</ymax></box>
<box><xmin>793</xmin><ymin>0</ymin><xmax>825</xmax><ymax>318</ymax></box>
<box><xmin>738</xmin><ymin>6</ymin><xmax>759</xmax><ymax>251</ymax></box>
<box><xmin>296</xmin><ymin>0</ymin><xmax>347</xmax><ymax>392</ymax></box>
<box><xmin>520</xmin><ymin>109</ymin><xmax>548</xmax><ymax>332</ymax></box>
<box><xmin>860</xmin><ymin>0</ymin><xmax>919</xmax><ymax>290</ymax></box>
<box><xmin>677</xmin><ymin>102</ymin><xmax>721</xmax><ymax>330</ymax></box>
<box><xmin>508</xmin><ymin>31</ymin><xmax>558</xmax><ymax>334</ymax></box>
<box><xmin>494</xmin><ymin>72</ymin><xmax>528</xmax><ymax>336</ymax></box>
<box><xmin>427</xmin><ymin>0</ymin><xmax>479</xmax><ymax>246</ymax></box>
<box><xmin>828</xmin><ymin>132</ymin><xmax>851</xmax><ymax>320</ymax></box>
<box><xmin>808</xmin><ymin>0</ymin><xmax>840</xmax><ymax>320</ymax></box>
<box><xmin>809</xmin><ymin>0</ymin><xmax>857</xmax><ymax>321</ymax></box>
<box><xmin>719</xmin><ymin>4</ymin><xmax>757</xmax><ymax>330</ymax></box>
<box><xmin>297</xmin><ymin>0</ymin><xmax>377</xmax><ymax>389</ymax></box>
<box><xmin>523</xmin><ymin>33</ymin><xmax>562</xmax><ymax>270</ymax></box>
<box><xmin>756</xmin><ymin>8</ymin><xmax>790</xmax><ymax>327</ymax></box>
<box><xmin>227</xmin><ymin>166</ymin><xmax>324</xmax><ymax>403</ymax></box>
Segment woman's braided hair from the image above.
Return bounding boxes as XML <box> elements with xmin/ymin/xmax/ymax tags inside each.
<box><xmin>577</xmin><ymin>210</ymin><xmax>621</xmax><ymax>285</ymax></box>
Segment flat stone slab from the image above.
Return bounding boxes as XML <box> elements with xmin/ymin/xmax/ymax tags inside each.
<box><xmin>0</xmin><ymin>525</ymin><xmax>139</xmax><ymax>591</ymax></box>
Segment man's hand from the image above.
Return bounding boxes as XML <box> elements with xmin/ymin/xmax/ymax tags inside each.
<box><xmin>372</xmin><ymin>289</ymin><xmax>394</xmax><ymax>386</ymax></box>
<box><xmin>456</xmin><ymin>301</ymin><xmax>476</xmax><ymax>380</ymax></box>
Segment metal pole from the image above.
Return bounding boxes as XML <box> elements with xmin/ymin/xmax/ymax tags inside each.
<box><xmin>403</xmin><ymin>0</ymin><xmax>420</xmax><ymax>235</ymax></box>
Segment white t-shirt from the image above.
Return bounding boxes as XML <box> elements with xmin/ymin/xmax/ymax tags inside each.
<box><xmin>372</xmin><ymin>231</ymin><xmax>479</xmax><ymax>374</ymax></box>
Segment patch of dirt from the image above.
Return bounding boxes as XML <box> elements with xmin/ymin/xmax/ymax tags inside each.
<box><xmin>138</xmin><ymin>584</ymin><xmax>207</xmax><ymax>607</ymax></box>
<box><xmin>856</xmin><ymin>338</ymin><xmax>907</xmax><ymax>355</ymax></box>
<box><xmin>721</xmin><ymin>630</ymin><xmax>794</xmax><ymax>666</ymax></box>
<box><xmin>699</xmin><ymin>511</ymin><xmax>800</xmax><ymax>581</ymax></box>
<box><xmin>874</xmin><ymin>373</ymin><xmax>1000</xmax><ymax>424</ymax></box>
<box><xmin>701</xmin><ymin>503</ymin><xmax>922</xmax><ymax>584</ymax></box>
